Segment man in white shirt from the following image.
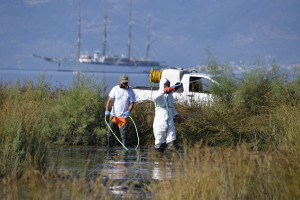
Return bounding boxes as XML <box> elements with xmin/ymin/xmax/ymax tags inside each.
<box><xmin>105</xmin><ymin>75</ymin><xmax>136</xmax><ymax>148</ymax></box>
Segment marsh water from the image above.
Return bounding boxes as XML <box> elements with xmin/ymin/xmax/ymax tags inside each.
<box><xmin>49</xmin><ymin>146</ymin><xmax>178</xmax><ymax>199</ymax></box>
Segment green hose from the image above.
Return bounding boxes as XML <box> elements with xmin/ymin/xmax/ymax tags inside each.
<box><xmin>105</xmin><ymin>114</ymin><xmax>140</xmax><ymax>151</ymax></box>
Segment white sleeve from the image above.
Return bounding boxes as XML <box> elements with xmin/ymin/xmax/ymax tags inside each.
<box><xmin>172</xmin><ymin>107</ymin><xmax>178</xmax><ymax>117</ymax></box>
<box><xmin>109</xmin><ymin>86</ymin><xmax>117</xmax><ymax>99</ymax></box>
<box><xmin>152</xmin><ymin>90</ymin><xmax>164</xmax><ymax>101</ymax></box>
<box><xmin>129</xmin><ymin>89</ymin><xmax>136</xmax><ymax>102</ymax></box>
<box><xmin>171</xmin><ymin>95</ymin><xmax>178</xmax><ymax>116</ymax></box>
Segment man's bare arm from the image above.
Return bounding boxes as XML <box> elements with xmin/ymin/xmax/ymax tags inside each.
<box><xmin>105</xmin><ymin>97</ymin><xmax>113</xmax><ymax>111</ymax></box>
<box><xmin>128</xmin><ymin>102</ymin><xmax>135</xmax><ymax>112</ymax></box>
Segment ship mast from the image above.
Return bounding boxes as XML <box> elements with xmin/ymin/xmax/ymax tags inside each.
<box><xmin>145</xmin><ymin>14</ymin><xmax>151</xmax><ymax>61</ymax></box>
<box><xmin>127</xmin><ymin>0</ymin><xmax>132</xmax><ymax>59</ymax></box>
<box><xmin>102</xmin><ymin>0</ymin><xmax>108</xmax><ymax>57</ymax></box>
<box><xmin>77</xmin><ymin>0</ymin><xmax>82</xmax><ymax>61</ymax></box>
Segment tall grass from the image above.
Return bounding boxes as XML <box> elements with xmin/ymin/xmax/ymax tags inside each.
<box><xmin>0</xmin><ymin>169</ymin><xmax>114</xmax><ymax>200</ymax></box>
<box><xmin>0</xmin><ymin>76</ymin><xmax>51</xmax><ymax>177</ymax></box>
<box><xmin>150</xmin><ymin>144</ymin><xmax>300</xmax><ymax>199</ymax></box>
<box><xmin>0</xmin><ymin>73</ymin><xmax>108</xmax><ymax>177</ymax></box>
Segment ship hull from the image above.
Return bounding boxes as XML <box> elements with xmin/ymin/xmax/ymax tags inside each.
<box><xmin>56</xmin><ymin>61</ymin><xmax>163</xmax><ymax>74</ymax></box>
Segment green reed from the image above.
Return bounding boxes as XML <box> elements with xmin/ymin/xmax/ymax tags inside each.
<box><xmin>150</xmin><ymin>144</ymin><xmax>300</xmax><ymax>200</ymax></box>
<box><xmin>0</xmin><ymin>76</ymin><xmax>51</xmax><ymax>177</ymax></box>
<box><xmin>0</xmin><ymin>73</ymin><xmax>108</xmax><ymax>177</ymax></box>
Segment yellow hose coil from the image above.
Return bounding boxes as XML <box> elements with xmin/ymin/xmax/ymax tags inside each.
<box><xmin>149</xmin><ymin>68</ymin><xmax>163</xmax><ymax>83</ymax></box>
<box><xmin>148</xmin><ymin>68</ymin><xmax>163</xmax><ymax>100</ymax></box>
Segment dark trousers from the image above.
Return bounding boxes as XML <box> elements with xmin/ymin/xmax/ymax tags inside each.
<box><xmin>107</xmin><ymin>118</ymin><xmax>129</xmax><ymax>148</ymax></box>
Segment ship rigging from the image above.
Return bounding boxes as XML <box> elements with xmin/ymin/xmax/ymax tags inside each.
<box><xmin>34</xmin><ymin>0</ymin><xmax>163</xmax><ymax>71</ymax></box>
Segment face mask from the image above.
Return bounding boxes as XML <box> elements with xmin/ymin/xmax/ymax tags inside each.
<box><xmin>164</xmin><ymin>81</ymin><xmax>170</xmax><ymax>88</ymax></box>
<box><xmin>120</xmin><ymin>82</ymin><xmax>129</xmax><ymax>89</ymax></box>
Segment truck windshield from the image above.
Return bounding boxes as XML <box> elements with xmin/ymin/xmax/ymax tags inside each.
<box><xmin>189</xmin><ymin>76</ymin><xmax>212</xmax><ymax>93</ymax></box>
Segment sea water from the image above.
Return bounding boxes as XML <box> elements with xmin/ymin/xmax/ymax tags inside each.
<box><xmin>0</xmin><ymin>67</ymin><xmax>153</xmax><ymax>92</ymax></box>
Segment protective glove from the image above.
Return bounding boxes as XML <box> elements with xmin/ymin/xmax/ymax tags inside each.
<box><xmin>172</xmin><ymin>83</ymin><xmax>183</xmax><ymax>90</ymax></box>
<box><xmin>164</xmin><ymin>87</ymin><xmax>175</xmax><ymax>94</ymax></box>
<box><xmin>105</xmin><ymin>110</ymin><xmax>110</xmax><ymax>116</ymax></box>
<box><xmin>174</xmin><ymin>114</ymin><xmax>182</xmax><ymax>123</ymax></box>
<box><xmin>124</xmin><ymin>110</ymin><xmax>130</xmax><ymax>117</ymax></box>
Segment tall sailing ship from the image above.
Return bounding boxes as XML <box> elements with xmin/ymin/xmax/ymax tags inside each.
<box><xmin>33</xmin><ymin>0</ymin><xmax>164</xmax><ymax>73</ymax></box>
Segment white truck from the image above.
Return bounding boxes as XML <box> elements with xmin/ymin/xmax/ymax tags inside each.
<box><xmin>132</xmin><ymin>68</ymin><xmax>218</xmax><ymax>105</ymax></box>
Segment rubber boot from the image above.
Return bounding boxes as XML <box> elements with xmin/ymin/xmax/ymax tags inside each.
<box><xmin>119</xmin><ymin>123</ymin><xmax>129</xmax><ymax>148</ymax></box>
<box><xmin>154</xmin><ymin>143</ymin><xmax>166</xmax><ymax>153</ymax></box>
<box><xmin>107</xmin><ymin>119</ymin><xmax>117</xmax><ymax>148</ymax></box>
<box><xmin>166</xmin><ymin>140</ymin><xmax>179</xmax><ymax>152</ymax></box>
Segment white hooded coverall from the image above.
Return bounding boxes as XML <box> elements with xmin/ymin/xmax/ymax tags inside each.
<box><xmin>152</xmin><ymin>79</ymin><xmax>178</xmax><ymax>147</ymax></box>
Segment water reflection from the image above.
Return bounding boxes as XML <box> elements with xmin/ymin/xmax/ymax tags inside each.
<box><xmin>106</xmin><ymin>150</ymin><xmax>129</xmax><ymax>180</ymax></box>
<box><xmin>102</xmin><ymin>148</ymin><xmax>145</xmax><ymax>196</ymax></box>
<box><xmin>104</xmin><ymin>149</ymin><xmax>142</xmax><ymax>179</ymax></box>
<box><xmin>49</xmin><ymin>146</ymin><xmax>180</xmax><ymax>198</ymax></box>
<box><xmin>152</xmin><ymin>161</ymin><xmax>172</xmax><ymax>180</ymax></box>
<box><xmin>49</xmin><ymin>146</ymin><xmax>107</xmax><ymax>177</ymax></box>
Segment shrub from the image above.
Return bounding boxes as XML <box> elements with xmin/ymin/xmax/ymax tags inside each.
<box><xmin>49</xmin><ymin>73</ymin><xmax>107</xmax><ymax>145</ymax></box>
<box><xmin>0</xmin><ymin>76</ymin><xmax>51</xmax><ymax>177</ymax></box>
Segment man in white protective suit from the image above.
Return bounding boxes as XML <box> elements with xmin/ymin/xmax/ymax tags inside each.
<box><xmin>152</xmin><ymin>78</ymin><xmax>183</xmax><ymax>152</ymax></box>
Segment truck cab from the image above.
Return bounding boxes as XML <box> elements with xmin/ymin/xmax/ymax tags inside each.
<box><xmin>133</xmin><ymin>68</ymin><xmax>217</xmax><ymax>105</ymax></box>
<box><xmin>163</xmin><ymin>69</ymin><xmax>216</xmax><ymax>105</ymax></box>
